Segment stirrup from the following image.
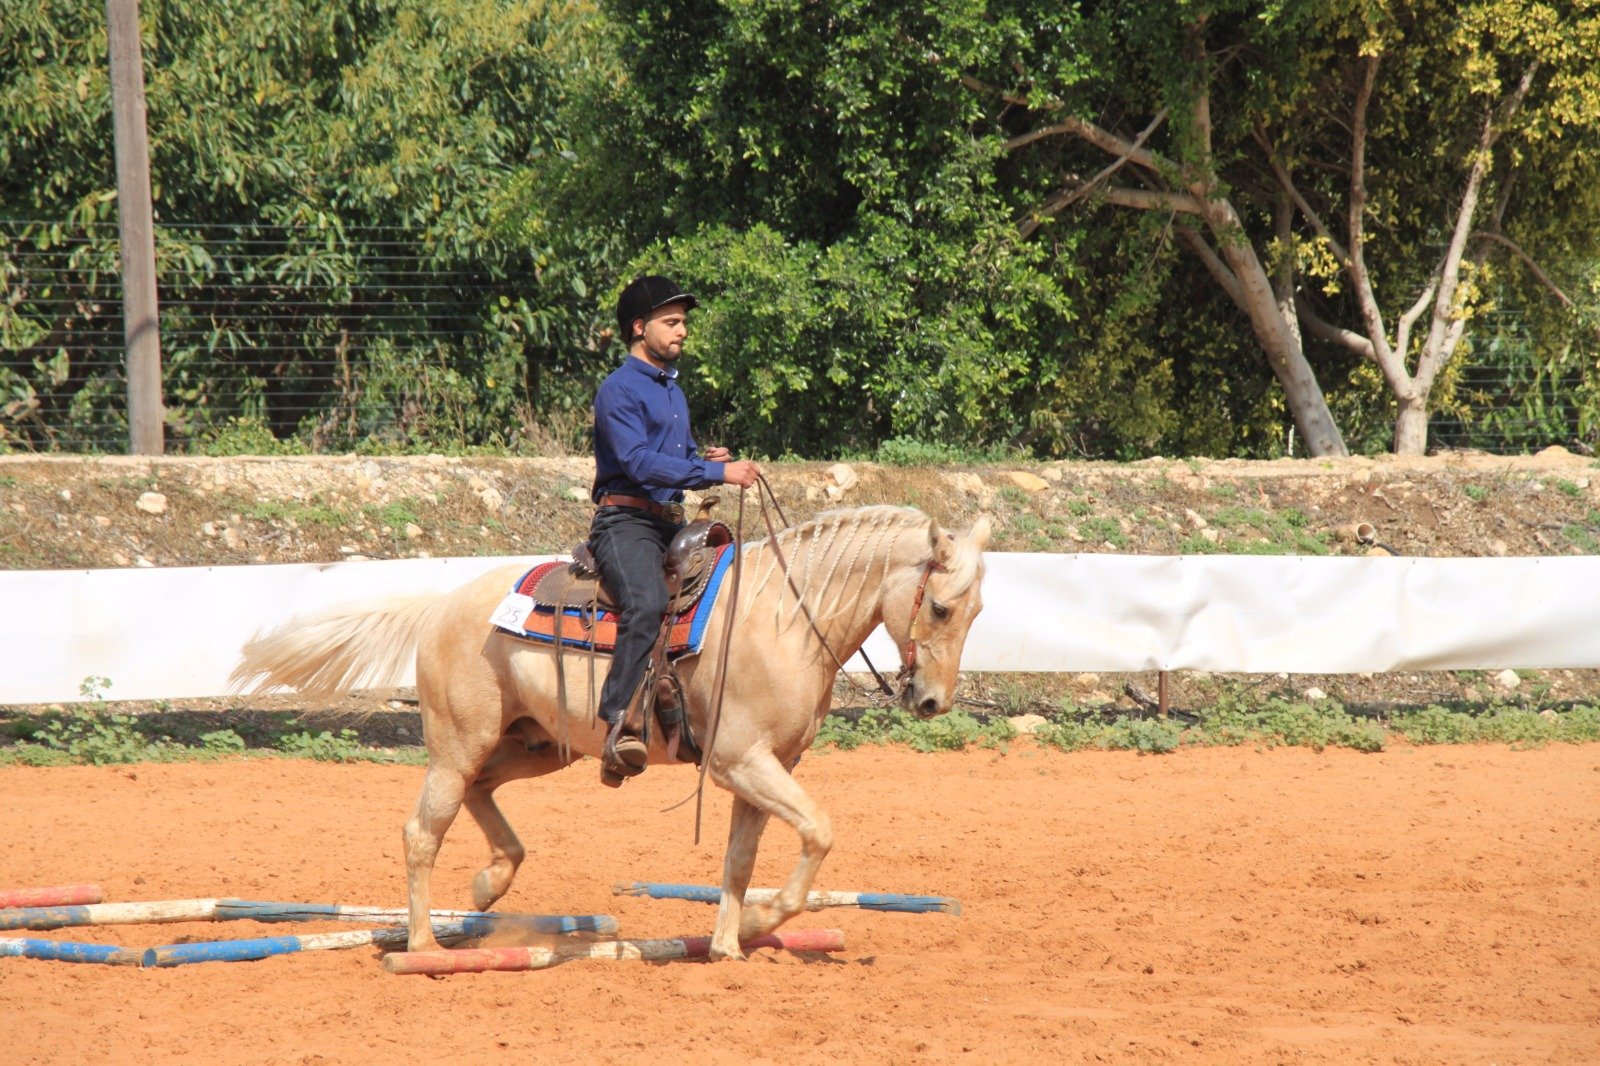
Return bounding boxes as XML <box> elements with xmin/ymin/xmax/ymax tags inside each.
<box><xmin>600</xmin><ymin>718</ymin><xmax>648</xmax><ymax>788</ymax></box>
<box><xmin>656</xmin><ymin>674</ymin><xmax>702</xmax><ymax>765</ymax></box>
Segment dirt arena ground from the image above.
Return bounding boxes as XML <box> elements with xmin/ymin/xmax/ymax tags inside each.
<box><xmin>3</xmin><ymin>742</ymin><xmax>1597</xmax><ymax>1065</ymax></box>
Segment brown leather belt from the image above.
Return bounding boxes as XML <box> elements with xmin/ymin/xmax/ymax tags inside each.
<box><xmin>596</xmin><ymin>493</ymin><xmax>685</xmax><ymax>523</ymax></box>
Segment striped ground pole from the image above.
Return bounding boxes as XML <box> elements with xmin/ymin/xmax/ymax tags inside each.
<box><xmin>3</xmin><ymin>920</ymin><xmax>495</xmax><ymax>969</ymax></box>
<box><xmin>383</xmin><ymin>927</ymin><xmax>846</xmax><ymax>976</ymax></box>
<box><xmin>0</xmin><ymin>899</ymin><xmax>222</xmax><ymax>931</ymax></box>
<box><xmin>0</xmin><ymin>898</ymin><xmax>617</xmax><ymax>935</ymax></box>
<box><xmin>210</xmin><ymin>900</ymin><xmax>617</xmax><ymax>935</ymax></box>
<box><xmin>0</xmin><ymin>938</ymin><xmax>143</xmax><ymax>966</ymax></box>
<box><xmin>613</xmin><ymin>881</ymin><xmax>962</xmax><ymax>915</ymax></box>
<box><xmin>0</xmin><ymin>884</ymin><xmax>104</xmax><ymax>909</ymax></box>
<box><xmin>141</xmin><ymin>918</ymin><xmax>492</xmax><ymax>968</ymax></box>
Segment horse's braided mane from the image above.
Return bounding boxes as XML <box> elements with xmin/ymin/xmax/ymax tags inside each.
<box><xmin>741</xmin><ymin>504</ymin><xmax>965</xmax><ymax>628</ymax></box>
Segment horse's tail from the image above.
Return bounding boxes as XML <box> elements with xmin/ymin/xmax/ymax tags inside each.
<box><xmin>228</xmin><ymin>593</ymin><xmax>443</xmax><ymax>697</ymax></box>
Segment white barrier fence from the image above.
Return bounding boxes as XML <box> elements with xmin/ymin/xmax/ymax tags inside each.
<box><xmin>1</xmin><ymin>552</ymin><xmax>1598</xmax><ymax>704</ymax></box>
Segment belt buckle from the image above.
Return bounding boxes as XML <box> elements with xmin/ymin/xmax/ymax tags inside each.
<box><xmin>663</xmin><ymin>502</ymin><xmax>685</xmax><ymax>524</ymax></box>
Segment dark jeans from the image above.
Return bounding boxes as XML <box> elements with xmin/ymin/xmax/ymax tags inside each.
<box><xmin>589</xmin><ymin>504</ymin><xmax>682</xmax><ymax>724</ymax></box>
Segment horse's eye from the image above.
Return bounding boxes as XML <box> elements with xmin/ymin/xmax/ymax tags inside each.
<box><xmin>931</xmin><ymin>599</ymin><xmax>949</xmax><ymax>620</ymax></box>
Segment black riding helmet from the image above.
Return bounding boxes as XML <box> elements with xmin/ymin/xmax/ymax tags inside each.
<box><xmin>615</xmin><ymin>274</ymin><xmax>698</xmax><ymax>345</ymax></box>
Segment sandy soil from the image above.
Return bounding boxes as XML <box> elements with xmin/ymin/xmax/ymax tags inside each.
<box><xmin>3</xmin><ymin>743</ymin><xmax>1597</xmax><ymax>1065</ymax></box>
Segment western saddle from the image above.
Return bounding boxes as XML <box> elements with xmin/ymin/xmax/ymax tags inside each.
<box><xmin>537</xmin><ymin>499</ymin><xmax>734</xmax><ymax>778</ymax></box>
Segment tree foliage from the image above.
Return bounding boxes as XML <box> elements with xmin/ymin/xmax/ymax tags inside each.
<box><xmin>3</xmin><ymin>0</ymin><xmax>1597</xmax><ymax>458</ymax></box>
<box><xmin>2</xmin><ymin>0</ymin><xmax>603</xmax><ymax>451</ymax></box>
<box><xmin>944</xmin><ymin>0</ymin><xmax>1600</xmax><ymax>454</ymax></box>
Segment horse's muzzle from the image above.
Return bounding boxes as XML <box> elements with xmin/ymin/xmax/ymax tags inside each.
<box><xmin>901</xmin><ymin>685</ymin><xmax>945</xmax><ymax>720</ymax></box>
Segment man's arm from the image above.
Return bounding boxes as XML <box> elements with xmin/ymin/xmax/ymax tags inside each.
<box><xmin>694</xmin><ymin>444</ymin><xmax>758</xmax><ymax>487</ymax></box>
<box><xmin>596</xmin><ymin>386</ymin><xmax>724</xmax><ymax>489</ymax></box>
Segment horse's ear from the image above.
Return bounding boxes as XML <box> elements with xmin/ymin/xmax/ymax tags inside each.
<box><xmin>967</xmin><ymin>514</ymin><xmax>992</xmax><ymax>551</ymax></box>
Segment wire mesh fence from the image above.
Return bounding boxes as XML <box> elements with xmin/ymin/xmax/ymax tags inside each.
<box><xmin>2</xmin><ymin>217</ymin><xmax>1594</xmax><ymax>457</ymax></box>
<box><xmin>1</xmin><ymin>217</ymin><xmax>588</xmax><ymax>456</ymax></box>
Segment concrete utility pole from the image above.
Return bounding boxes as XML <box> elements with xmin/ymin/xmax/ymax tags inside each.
<box><xmin>106</xmin><ymin>0</ymin><xmax>164</xmax><ymax>454</ymax></box>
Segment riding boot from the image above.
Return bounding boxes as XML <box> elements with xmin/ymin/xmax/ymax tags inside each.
<box><xmin>600</xmin><ymin>712</ymin><xmax>648</xmax><ymax>788</ymax></box>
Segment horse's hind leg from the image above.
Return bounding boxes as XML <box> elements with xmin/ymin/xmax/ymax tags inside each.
<box><xmin>462</xmin><ymin>785</ymin><xmax>524</xmax><ymax>912</ymax></box>
<box><xmin>710</xmin><ymin>752</ymin><xmax>832</xmax><ymax>961</ymax></box>
<box><xmin>403</xmin><ymin>763</ymin><xmax>469</xmax><ymax>952</ymax></box>
<box><xmin>462</xmin><ymin>737</ymin><xmax>571</xmax><ymax>911</ymax></box>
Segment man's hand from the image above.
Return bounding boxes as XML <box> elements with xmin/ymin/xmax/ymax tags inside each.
<box><xmin>702</xmin><ymin>445</ymin><xmax>732</xmax><ymax>463</ymax></box>
<box><xmin>721</xmin><ymin>458</ymin><xmax>762</xmax><ymax>488</ymax></box>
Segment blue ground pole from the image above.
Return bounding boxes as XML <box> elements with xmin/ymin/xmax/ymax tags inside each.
<box><xmin>612</xmin><ymin>881</ymin><xmax>961</xmax><ymax>914</ymax></box>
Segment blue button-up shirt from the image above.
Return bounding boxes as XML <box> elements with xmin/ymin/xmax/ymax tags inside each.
<box><xmin>592</xmin><ymin>356</ymin><xmax>725</xmax><ymax>505</ymax></box>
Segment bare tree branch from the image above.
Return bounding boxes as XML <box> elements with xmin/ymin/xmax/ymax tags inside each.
<box><xmin>1489</xmin><ymin>172</ymin><xmax>1516</xmax><ymax>234</ymax></box>
<box><xmin>1254</xmin><ymin>125</ymin><xmax>1353</xmax><ymax>267</ymax></box>
<box><xmin>1187</xmin><ymin>18</ymin><xmax>1213</xmax><ymax>162</ymax></box>
<box><xmin>1416</xmin><ymin>61</ymin><xmax>1540</xmax><ymax>390</ymax></box>
<box><xmin>1294</xmin><ymin>293</ymin><xmax>1376</xmax><ymax>359</ymax></box>
<box><xmin>1393</xmin><ymin>276</ymin><xmax>1439</xmax><ymax>371</ymax></box>
<box><xmin>1100</xmin><ymin>186</ymin><xmax>1205</xmax><ymax>214</ymax></box>
<box><xmin>1016</xmin><ymin>110</ymin><xmax>1171</xmax><ymax>238</ymax></box>
<box><xmin>1472</xmin><ymin>230</ymin><xmax>1575</xmax><ymax>310</ymax></box>
<box><xmin>1177</xmin><ymin>226</ymin><xmax>1246</xmax><ymax>307</ymax></box>
<box><xmin>1473</xmin><ymin>229</ymin><xmax>1600</xmax><ymax>344</ymax></box>
<box><xmin>1346</xmin><ymin>54</ymin><xmax>1392</xmax><ymax>363</ymax></box>
<box><xmin>1002</xmin><ymin>115</ymin><xmax>1166</xmax><ymax>172</ymax></box>
<box><xmin>1272</xmin><ymin>190</ymin><xmax>1294</xmax><ymax>307</ymax></box>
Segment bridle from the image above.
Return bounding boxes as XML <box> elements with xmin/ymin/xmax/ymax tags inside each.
<box><xmin>894</xmin><ymin>555</ymin><xmax>946</xmax><ymax>689</ymax></box>
<box><xmin>750</xmin><ymin>475</ymin><xmax>944</xmax><ymax>701</ymax></box>
<box><xmin>677</xmin><ymin>478</ymin><xmax>946</xmax><ymax>840</ymax></box>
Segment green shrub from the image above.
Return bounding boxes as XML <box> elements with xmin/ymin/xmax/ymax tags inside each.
<box><xmin>196</xmin><ymin>417</ymin><xmax>308</xmax><ymax>457</ymax></box>
<box><xmin>28</xmin><ymin>712</ymin><xmax>184</xmax><ymax>765</ymax></box>
<box><xmin>277</xmin><ymin>728</ymin><xmax>365</xmax><ymax>762</ymax></box>
<box><xmin>1393</xmin><ymin>703</ymin><xmax>1600</xmax><ymax>747</ymax></box>
<box><xmin>7</xmin><ymin>743</ymin><xmax>74</xmax><ymax>767</ymax></box>
<box><xmin>1032</xmin><ymin>716</ymin><xmax>1116</xmax><ymax>751</ymax></box>
<box><xmin>199</xmin><ymin>730</ymin><xmax>248</xmax><ymax>755</ymax></box>
<box><xmin>1106</xmin><ymin>716</ymin><xmax>1184</xmax><ymax>753</ymax></box>
<box><xmin>812</xmin><ymin>709</ymin><xmax>1012</xmax><ymax>752</ymax></box>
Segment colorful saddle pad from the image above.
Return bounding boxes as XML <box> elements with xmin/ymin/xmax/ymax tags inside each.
<box><xmin>488</xmin><ymin>544</ymin><xmax>735</xmax><ymax>657</ymax></box>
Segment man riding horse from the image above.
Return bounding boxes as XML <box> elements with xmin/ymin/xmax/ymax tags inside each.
<box><xmin>589</xmin><ymin>275</ymin><xmax>761</xmax><ymax>785</ymax></box>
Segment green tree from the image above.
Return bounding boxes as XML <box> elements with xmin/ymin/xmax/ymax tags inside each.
<box><xmin>552</xmin><ymin>0</ymin><xmax>1076</xmax><ymax>458</ymax></box>
<box><xmin>1</xmin><ymin>0</ymin><xmax>603</xmax><ymax>451</ymax></box>
<box><xmin>953</xmin><ymin>0</ymin><xmax>1600</xmax><ymax>455</ymax></box>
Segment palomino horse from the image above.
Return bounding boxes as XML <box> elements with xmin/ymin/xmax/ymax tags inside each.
<box><xmin>231</xmin><ymin>503</ymin><xmax>990</xmax><ymax>960</ymax></box>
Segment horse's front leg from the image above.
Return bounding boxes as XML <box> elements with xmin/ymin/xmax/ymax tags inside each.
<box><xmin>711</xmin><ymin>796</ymin><xmax>770</xmax><ymax>961</ymax></box>
<box><xmin>712</xmin><ymin>752</ymin><xmax>833</xmax><ymax>956</ymax></box>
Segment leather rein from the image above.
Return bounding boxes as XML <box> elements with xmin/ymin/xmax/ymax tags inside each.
<box><xmin>673</xmin><ymin>475</ymin><xmax>940</xmax><ymax>840</ymax></box>
<box><xmin>749</xmin><ymin>474</ymin><xmax>940</xmax><ymax>700</ymax></box>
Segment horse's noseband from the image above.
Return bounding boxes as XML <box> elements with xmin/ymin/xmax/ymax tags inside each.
<box><xmin>895</xmin><ymin>558</ymin><xmax>946</xmax><ymax>691</ymax></box>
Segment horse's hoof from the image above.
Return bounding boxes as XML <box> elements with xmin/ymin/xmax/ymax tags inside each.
<box><xmin>738</xmin><ymin>904</ymin><xmax>778</xmax><ymax>940</ymax></box>
<box><xmin>707</xmin><ymin>944</ymin><xmax>746</xmax><ymax>963</ymax></box>
<box><xmin>471</xmin><ymin>871</ymin><xmax>504</xmax><ymax>912</ymax></box>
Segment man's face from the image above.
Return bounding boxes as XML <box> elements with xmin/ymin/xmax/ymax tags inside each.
<box><xmin>635</xmin><ymin>301</ymin><xmax>690</xmax><ymax>363</ymax></box>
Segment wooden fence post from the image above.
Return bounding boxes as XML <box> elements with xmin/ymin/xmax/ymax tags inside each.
<box><xmin>106</xmin><ymin>0</ymin><xmax>164</xmax><ymax>455</ymax></box>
